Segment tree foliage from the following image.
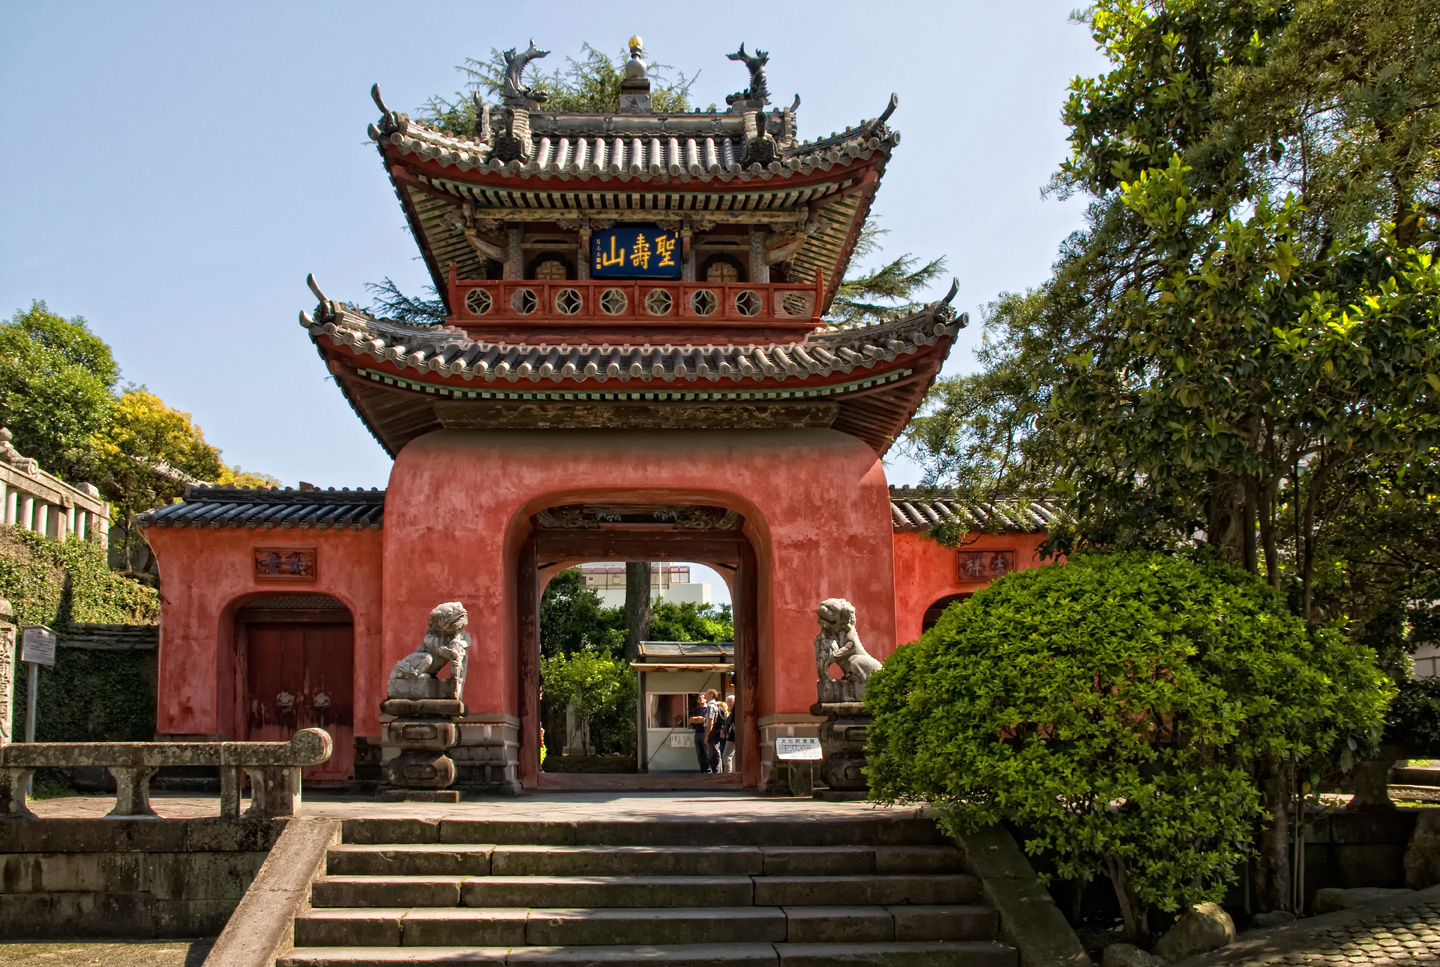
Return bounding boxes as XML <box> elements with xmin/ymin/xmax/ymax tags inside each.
<box><xmin>539</xmin><ymin>567</ymin><xmax>735</xmax><ymax>658</ymax></box>
<box><xmin>0</xmin><ymin>301</ymin><xmax>119</xmax><ymax>482</ymax></box>
<box><xmin>540</xmin><ymin>567</ymin><xmax>624</xmax><ymax>658</ymax></box>
<box><xmin>423</xmin><ymin>43</ymin><xmax>700</xmax><ymax>137</ymax></box>
<box><xmin>867</xmin><ymin>551</ymin><xmax>1391</xmax><ymax>944</ymax></box>
<box><xmin>539</xmin><ymin>649</ymin><xmax>638</xmax><ymax>756</ymax></box>
<box><xmin>905</xmin><ymin>0</ymin><xmax>1440</xmax><ymax>617</ymax></box>
<box><xmin>828</xmin><ymin>223</ymin><xmax>948</xmax><ymax>326</ymax></box>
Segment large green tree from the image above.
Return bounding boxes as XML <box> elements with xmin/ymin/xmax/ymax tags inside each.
<box><xmin>901</xmin><ymin>0</ymin><xmax>1438</xmax><ymax>911</ymax></box>
<box><xmin>0</xmin><ymin>301</ymin><xmax>120</xmax><ymax>482</ymax></box>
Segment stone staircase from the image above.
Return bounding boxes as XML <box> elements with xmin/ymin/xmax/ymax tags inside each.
<box><xmin>278</xmin><ymin>817</ymin><xmax>1017</xmax><ymax>966</ymax></box>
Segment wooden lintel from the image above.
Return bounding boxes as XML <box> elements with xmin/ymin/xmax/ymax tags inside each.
<box><xmin>535</xmin><ymin>529</ymin><xmax>745</xmax><ymax>565</ymax></box>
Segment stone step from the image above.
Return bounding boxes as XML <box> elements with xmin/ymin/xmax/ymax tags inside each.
<box><xmin>294</xmin><ymin>904</ymin><xmax>998</xmax><ymax>947</ymax></box>
<box><xmin>310</xmin><ymin>874</ymin><xmax>982</xmax><ymax>910</ymax></box>
<box><xmin>326</xmin><ymin>844</ymin><xmax>965</xmax><ymax>878</ymax></box>
<box><xmin>279</xmin><ymin>941</ymin><xmax>1017</xmax><ymax>967</ymax></box>
<box><xmin>339</xmin><ymin>818</ymin><xmax>949</xmax><ymax>848</ymax></box>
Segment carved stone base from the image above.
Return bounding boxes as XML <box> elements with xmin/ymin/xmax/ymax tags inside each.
<box><xmin>379</xmin><ymin>696</ymin><xmax>465</xmax><ymax>798</ymax></box>
<box><xmin>810</xmin><ymin>700</ymin><xmax>872</xmax><ymax>793</ymax></box>
<box><xmin>378</xmin><ymin>787</ymin><xmax>461</xmax><ymax>802</ymax></box>
<box><xmin>384</xmin><ymin>750</ymin><xmax>457</xmax><ymax>788</ymax></box>
<box><xmin>816</xmin><ymin>679</ymin><xmax>868</xmax><ymax>705</ymax></box>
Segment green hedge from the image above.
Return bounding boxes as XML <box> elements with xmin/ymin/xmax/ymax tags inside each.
<box><xmin>2</xmin><ymin>525</ymin><xmax>159</xmax><ymax>741</ymax></box>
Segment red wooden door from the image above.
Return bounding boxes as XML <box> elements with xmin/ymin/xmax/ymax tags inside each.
<box><xmin>245</xmin><ymin>622</ymin><xmax>354</xmax><ymax>781</ymax></box>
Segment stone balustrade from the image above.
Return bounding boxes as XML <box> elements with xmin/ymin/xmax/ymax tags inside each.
<box><xmin>0</xmin><ymin>428</ymin><xmax>110</xmax><ymax>544</ymax></box>
<box><xmin>0</xmin><ymin>728</ymin><xmax>332</xmax><ymax>820</ymax></box>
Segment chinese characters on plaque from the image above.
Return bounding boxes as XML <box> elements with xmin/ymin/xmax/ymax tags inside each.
<box><xmin>591</xmin><ymin>228</ymin><xmax>682</xmax><ymax>279</ymax></box>
<box><xmin>957</xmin><ymin>550</ymin><xmax>1015</xmax><ymax>581</ymax></box>
<box><xmin>254</xmin><ymin>547</ymin><xmax>317</xmax><ymax>582</ymax></box>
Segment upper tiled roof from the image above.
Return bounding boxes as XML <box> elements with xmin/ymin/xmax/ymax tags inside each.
<box><xmin>888</xmin><ymin>487</ymin><xmax>1063</xmax><ymax>533</ymax></box>
<box><xmin>136</xmin><ymin>486</ymin><xmax>385</xmax><ymax>531</ymax></box>
<box><xmin>370</xmin><ymin>104</ymin><xmax>896</xmax><ymax>184</ymax></box>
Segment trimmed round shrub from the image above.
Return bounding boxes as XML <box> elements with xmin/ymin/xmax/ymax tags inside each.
<box><xmin>867</xmin><ymin>551</ymin><xmax>1390</xmax><ymax>941</ymax></box>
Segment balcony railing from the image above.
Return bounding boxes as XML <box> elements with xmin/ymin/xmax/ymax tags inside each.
<box><xmin>446</xmin><ymin>268</ymin><xmax>824</xmax><ymax>329</ymax></box>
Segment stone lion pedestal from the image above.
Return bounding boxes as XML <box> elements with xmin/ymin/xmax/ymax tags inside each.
<box><xmin>378</xmin><ymin>602</ymin><xmax>470</xmax><ymax>803</ymax></box>
<box><xmin>810</xmin><ymin>598</ymin><xmax>881</xmax><ymax>801</ymax></box>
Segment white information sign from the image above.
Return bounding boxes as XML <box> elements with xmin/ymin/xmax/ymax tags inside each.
<box><xmin>775</xmin><ymin>736</ymin><xmax>822</xmax><ymax>761</ymax></box>
<box><xmin>20</xmin><ymin>626</ymin><xmax>56</xmax><ymax>668</ymax></box>
<box><xmin>670</xmin><ymin>731</ymin><xmax>695</xmax><ymax>748</ymax></box>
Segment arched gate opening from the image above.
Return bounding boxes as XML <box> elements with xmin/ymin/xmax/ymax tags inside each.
<box><xmin>515</xmin><ymin>501</ymin><xmax>761</xmax><ymax>790</ymax></box>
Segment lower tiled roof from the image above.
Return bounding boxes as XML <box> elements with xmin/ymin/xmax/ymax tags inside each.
<box><xmin>136</xmin><ymin>486</ymin><xmax>385</xmax><ymax>531</ymax></box>
<box><xmin>137</xmin><ymin>486</ymin><xmax>1055</xmax><ymax>536</ymax></box>
<box><xmin>888</xmin><ymin>487</ymin><xmax>1061</xmax><ymax>533</ymax></box>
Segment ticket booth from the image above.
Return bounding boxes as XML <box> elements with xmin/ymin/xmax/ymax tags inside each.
<box><xmin>634</xmin><ymin>641</ymin><xmax>733</xmax><ymax>773</ymax></box>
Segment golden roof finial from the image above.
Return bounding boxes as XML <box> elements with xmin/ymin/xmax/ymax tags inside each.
<box><xmin>629</xmin><ymin>35</ymin><xmax>644</xmax><ymax>53</ymax></box>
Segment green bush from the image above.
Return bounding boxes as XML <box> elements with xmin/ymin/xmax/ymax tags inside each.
<box><xmin>540</xmin><ymin>650</ymin><xmax>637</xmax><ymax>756</ymax></box>
<box><xmin>867</xmin><ymin>551</ymin><xmax>1391</xmax><ymax>945</ymax></box>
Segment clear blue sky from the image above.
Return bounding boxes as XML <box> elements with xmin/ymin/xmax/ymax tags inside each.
<box><xmin>1</xmin><ymin>1</ymin><xmax>1106</xmax><ymax>491</ymax></box>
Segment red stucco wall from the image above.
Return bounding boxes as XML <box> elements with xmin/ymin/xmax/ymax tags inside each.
<box><xmin>891</xmin><ymin>530</ymin><xmax>1053</xmax><ymax>648</ymax></box>
<box><xmin>144</xmin><ymin>526</ymin><xmax>383</xmax><ymax>738</ymax></box>
<box><xmin>380</xmin><ymin>427</ymin><xmax>896</xmax><ymax>750</ymax></box>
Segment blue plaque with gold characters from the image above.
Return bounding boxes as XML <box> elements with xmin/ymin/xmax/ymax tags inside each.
<box><xmin>592</xmin><ymin>228</ymin><xmax>682</xmax><ymax>279</ymax></box>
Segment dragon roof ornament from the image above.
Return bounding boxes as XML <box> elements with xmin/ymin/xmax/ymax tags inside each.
<box><xmin>725</xmin><ymin>44</ymin><xmax>770</xmax><ymax>109</ymax></box>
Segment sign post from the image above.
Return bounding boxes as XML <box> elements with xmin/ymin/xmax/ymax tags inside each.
<box><xmin>0</xmin><ymin>600</ymin><xmax>15</xmax><ymax>751</ymax></box>
<box><xmin>775</xmin><ymin>735</ymin><xmax>822</xmax><ymax>797</ymax></box>
<box><xmin>20</xmin><ymin>626</ymin><xmax>56</xmax><ymax>797</ymax></box>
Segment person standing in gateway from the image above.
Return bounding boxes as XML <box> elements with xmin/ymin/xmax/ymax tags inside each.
<box><xmin>689</xmin><ymin>692</ymin><xmax>713</xmax><ymax>772</ymax></box>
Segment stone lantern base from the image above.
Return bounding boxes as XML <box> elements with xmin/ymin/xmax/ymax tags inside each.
<box><xmin>811</xmin><ymin>685</ymin><xmax>873</xmax><ymax>802</ymax></box>
<box><xmin>378</xmin><ymin>690</ymin><xmax>465</xmax><ymax>802</ymax></box>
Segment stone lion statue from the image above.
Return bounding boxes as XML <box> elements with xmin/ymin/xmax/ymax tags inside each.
<box><xmin>389</xmin><ymin>601</ymin><xmax>471</xmax><ymax>698</ymax></box>
<box><xmin>814</xmin><ymin>598</ymin><xmax>883</xmax><ymax>683</ymax></box>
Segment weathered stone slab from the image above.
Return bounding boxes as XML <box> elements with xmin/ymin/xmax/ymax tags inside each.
<box><xmin>280</xmin><ymin>947</ymin><xmax>509</xmax><ymax>966</ymax></box>
<box><xmin>888</xmin><ymin>903</ymin><xmax>997</xmax><ymax>941</ymax></box>
<box><xmin>340</xmin><ymin>819</ymin><xmax>440</xmax><ymax>845</ymax></box>
<box><xmin>754</xmin><ymin>874</ymin><xmax>980</xmax><ymax>907</ymax></box>
<box><xmin>399</xmin><ymin>907</ymin><xmax>529</xmax><ymax>946</ymax></box>
<box><xmin>326</xmin><ymin>844</ymin><xmax>494</xmax><ymax>877</ymax></box>
<box><xmin>782</xmin><ymin>905</ymin><xmax>894</xmax><ymax>943</ymax></box>
<box><xmin>293</xmin><ymin>907</ymin><xmax>405</xmax><ymax>947</ymax></box>
<box><xmin>491</xmin><ymin>844</ymin><xmax>764</xmax><ymax>876</ymax></box>
<box><xmin>760</xmin><ymin>847</ymin><xmax>874</xmax><ymax>877</ymax></box>
<box><xmin>440</xmin><ymin>820</ymin><xmax>576</xmax><ymax>846</ymax></box>
<box><xmin>310</xmin><ymin>875</ymin><xmax>463</xmax><ymax>909</ymax></box>
<box><xmin>872</xmin><ymin>847</ymin><xmax>964</xmax><ymax>875</ymax></box>
<box><xmin>506</xmin><ymin>945</ymin><xmax>781</xmax><ymax>966</ymax></box>
<box><xmin>773</xmin><ymin>940</ymin><xmax>1016</xmax><ymax>967</ymax></box>
<box><xmin>525</xmin><ymin>907</ymin><xmax>787</xmax><ymax>946</ymax></box>
<box><xmin>380</xmin><ymin>699</ymin><xmax>467</xmax><ymax>717</ymax></box>
<box><xmin>460</xmin><ymin>874</ymin><xmax>755</xmax><ymax>909</ymax></box>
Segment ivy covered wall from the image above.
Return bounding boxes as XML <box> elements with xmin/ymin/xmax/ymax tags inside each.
<box><xmin>1</xmin><ymin>526</ymin><xmax>159</xmax><ymax>741</ymax></box>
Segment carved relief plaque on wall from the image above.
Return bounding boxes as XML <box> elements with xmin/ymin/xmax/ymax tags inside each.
<box><xmin>957</xmin><ymin>550</ymin><xmax>1015</xmax><ymax>582</ymax></box>
<box><xmin>254</xmin><ymin>547</ymin><xmax>317</xmax><ymax>582</ymax></box>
